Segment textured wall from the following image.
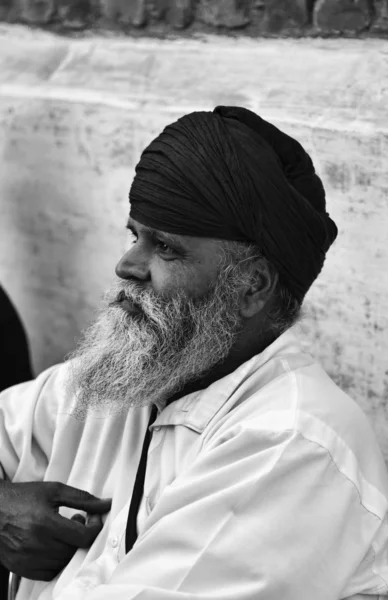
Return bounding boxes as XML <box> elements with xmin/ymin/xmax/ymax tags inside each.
<box><xmin>0</xmin><ymin>0</ymin><xmax>388</xmax><ymax>35</ymax></box>
<box><xmin>0</xmin><ymin>26</ymin><xmax>387</xmax><ymax>456</ymax></box>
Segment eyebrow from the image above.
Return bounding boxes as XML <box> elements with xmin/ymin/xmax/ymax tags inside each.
<box><xmin>126</xmin><ymin>219</ymin><xmax>188</xmax><ymax>251</ymax></box>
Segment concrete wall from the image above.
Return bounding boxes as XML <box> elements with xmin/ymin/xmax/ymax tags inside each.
<box><xmin>0</xmin><ymin>25</ymin><xmax>387</xmax><ymax>455</ymax></box>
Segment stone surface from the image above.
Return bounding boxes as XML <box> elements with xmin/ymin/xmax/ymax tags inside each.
<box><xmin>0</xmin><ymin>27</ymin><xmax>388</xmax><ymax>458</ymax></box>
<box><xmin>0</xmin><ymin>0</ymin><xmax>11</xmax><ymax>20</ymax></box>
<box><xmin>197</xmin><ymin>0</ymin><xmax>251</xmax><ymax>28</ymax></box>
<box><xmin>146</xmin><ymin>0</ymin><xmax>168</xmax><ymax>22</ymax></box>
<box><xmin>371</xmin><ymin>0</ymin><xmax>388</xmax><ymax>31</ymax></box>
<box><xmin>167</xmin><ymin>0</ymin><xmax>195</xmax><ymax>29</ymax></box>
<box><xmin>314</xmin><ymin>0</ymin><xmax>372</xmax><ymax>33</ymax></box>
<box><xmin>132</xmin><ymin>0</ymin><xmax>147</xmax><ymax>26</ymax></box>
<box><xmin>0</xmin><ymin>0</ymin><xmax>387</xmax><ymax>35</ymax></box>
<box><xmin>20</xmin><ymin>0</ymin><xmax>54</xmax><ymax>23</ymax></box>
<box><xmin>57</xmin><ymin>0</ymin><xmax>91</xmax><ymax>28</ymax></box>
<box><xmin>99</xmin><ymin>0</ymin><xmax>147</xmax><ymax>26</ymax></box>
<box><xmin>263</xmin><ymin>0</ymin><xmax>309</xmax><ymax>32</ymax></box>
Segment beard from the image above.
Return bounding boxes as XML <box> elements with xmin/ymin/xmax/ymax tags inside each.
<box><xmin>66</xmin><ymin>267</ymin><xmax>245</xmax><ymax>419</ymax></box>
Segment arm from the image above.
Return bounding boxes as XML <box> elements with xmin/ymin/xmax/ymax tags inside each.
<box><xmin>0</xmin><ymin>284</ymin><xmax>34</xmax><ymax>597</ymax></box>
<box><xmin>0</xmin><ymin>366</ymin><xmax>111</xmax><ymax>580</ymax></box>
<box><xmin>59</xmin><ymin>424</ymin><xmax>385</xmax><ymax>599</ymax></box>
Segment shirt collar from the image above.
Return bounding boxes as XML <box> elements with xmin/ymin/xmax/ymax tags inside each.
<box><xmin>151</xmin><ymin>329</ymin><xmax>305</xmax><ymax>434</ymax></box>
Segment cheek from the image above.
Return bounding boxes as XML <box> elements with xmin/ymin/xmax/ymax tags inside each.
<box><xmin>148</xmin><ymin>260</ymin><xmax>185</xmax><ymax>296</ymax></box>
<box><xmin>149</xmin><ymin>260</ymin><xmax>214</xmax><ymax>299</ymax></box>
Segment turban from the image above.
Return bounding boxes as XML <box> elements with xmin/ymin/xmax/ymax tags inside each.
<box><xmin>129</xmin><ymin>106</ymin><xmax>338</xmax><ymax>302</ymax></box>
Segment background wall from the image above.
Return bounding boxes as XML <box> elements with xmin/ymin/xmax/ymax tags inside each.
<box><xmin>0</xmin><ymin>25</ymin><xmax>387</xmax><ymax>456</ymax></box>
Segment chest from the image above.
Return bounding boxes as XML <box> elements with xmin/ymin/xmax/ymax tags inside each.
<box><xmin>45</xmin><ymin>411</ymin><xmax>203</xmax><ymax>530</ymax></box>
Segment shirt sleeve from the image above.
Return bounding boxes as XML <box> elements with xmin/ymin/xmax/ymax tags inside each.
<box><xmin>68</xmin><ymin>423</ymin><xmax>387</xmax><ymax>600</ymax></box>
<box><xmin>0</xmin><ymin>364</ymin><xmax>61</xmax><ymax>482</ymax></box>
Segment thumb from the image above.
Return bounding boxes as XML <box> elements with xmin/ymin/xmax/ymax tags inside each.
<box><xmin>49</xmin><ymin>482</ymin><xmax>112</xmax><ymax>514</ymax></box>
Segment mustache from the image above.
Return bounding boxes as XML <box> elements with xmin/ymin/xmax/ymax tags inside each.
<box><xmin>107</xmin><ymin>280</ymin><xmax>184</xmax><ymax>309</ymax></box>
<box><xmin>106</xmin><ymin>281</ymin><xmax>173</xmax><ymax>323</ymax></box>
<box><xmin>115</xmin><ymin>288</ymin><xmax>140</xmax><ymax>305</ymax></box>
<box><xmin>108</xmin><ymin>283</ymin><xmax>147</xmax><ymax>307</ymax></box>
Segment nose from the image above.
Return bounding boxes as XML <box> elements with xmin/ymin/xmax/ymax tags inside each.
<box><xmin>115</xmin><ymin>246</ymin><xmax>151</xmax><ymax>282</ymax></box>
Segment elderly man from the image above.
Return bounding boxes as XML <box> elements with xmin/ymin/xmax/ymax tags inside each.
<box><xmin>0</xmin><ymin>106</ymin><xmax>387</xmax><ymax>600</ymax></box>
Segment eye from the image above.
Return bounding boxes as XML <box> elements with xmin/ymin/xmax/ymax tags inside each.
<box><xmin>128</xmin><ymin>230</ymin><xmax>138</xmax><ymax>244</ymax></box>
<box><xmin>155</xmin><ymin>240</ymin><xmax>176</xmax><ymax>255</ymax></box>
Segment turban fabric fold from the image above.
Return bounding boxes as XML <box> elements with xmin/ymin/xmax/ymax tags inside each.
<box><xmin>129</xmin><ymin>106</ymin><xmax>338</xmax><ymax>302</ymax></box>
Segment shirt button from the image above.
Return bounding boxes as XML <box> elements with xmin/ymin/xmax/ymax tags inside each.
<box><xmin>111</xmin><ymin>536</ymin><xmax>119</xmax><ymax>548</ymax></box>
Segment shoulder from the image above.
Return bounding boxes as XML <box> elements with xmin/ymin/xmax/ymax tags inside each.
<box><xmin>206</xmin><ymin>349</ymin><xmax>388</xmax><ymax>521</ymax></box>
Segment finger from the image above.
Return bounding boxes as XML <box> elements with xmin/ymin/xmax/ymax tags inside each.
<box><xmin>17</xmin><ymin>569</ymin><xmax>61</xmax><ymax>582</ymax></box>
<box><xmin>71</xmin><ymin>513</ymin><xmax>86</xmax><ymax>525</ymax></box>
<box><xmin>86</xmin><ymin>513</ymin><xmax>102</xmax><ymax>527</ymax></box>
<box><xmin>30</xmin><ymin>540</ymin><xmax>78</xmax><ymax>560</ymax></box>
<box><xmin>35</xmin><ymin>550</ymin><xmax>76</xmax><ymax>568</ymax></box>
<box><xmin>10</xmin><ymin>559</ymin><xmax>67</xmax><ymax>581</ymax></box>
<box><xmin>51</xmin><ymin>513</ymin><xmax>104</xmax><ymax>549</ymax></box>
<box><xmin>21</xmin><ymin>549</ymin><xmax>76</xmax><ymax>573</ymax></box>
<box><xmin>49</xmin><ymin>483</ymin><xmax>112</xmax><ymax>514</ymax></box>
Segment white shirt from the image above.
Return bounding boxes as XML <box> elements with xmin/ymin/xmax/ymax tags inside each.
<box><xmin>1</xmin><ymin>331</ymin><xmax>388</xmax><ymax>600</ymax></box>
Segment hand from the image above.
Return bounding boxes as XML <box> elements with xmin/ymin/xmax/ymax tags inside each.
<box><xmin>0</xmin><ymin>481</ymin><xmax>111</xmax><ymax>581</ymax></box>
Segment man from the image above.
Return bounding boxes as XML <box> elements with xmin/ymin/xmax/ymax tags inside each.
<box><xmin>0</xmin><ymin>285</ymin><xmax>33</xmax><ymax>597</ymax></box>
<box><xmin>0</xmin><ymin>106</ymin><xmax>387</xmax><ymax>600</ymax></box>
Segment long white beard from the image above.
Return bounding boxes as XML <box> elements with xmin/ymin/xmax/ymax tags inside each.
<box><xmin>66</xmin><ymin>270</ymin><xmax>244</xmax><ymax>418</ymax></box>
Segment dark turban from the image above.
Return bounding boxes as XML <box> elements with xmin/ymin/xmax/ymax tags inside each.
<box><xmin>129</xmin><ymin>106</ymin><xmax>338</xmax><ymax>302</ymax></box>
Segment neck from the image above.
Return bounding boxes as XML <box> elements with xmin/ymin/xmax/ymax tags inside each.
<box><xmin>165</xmin><ymin>325</ymin><xmax>279</xmax><ymax>407</ymax></box>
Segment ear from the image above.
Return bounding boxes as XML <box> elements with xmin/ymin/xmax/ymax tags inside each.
<box><xmin>239</xmin><ymin>258</ymin><xmax>278</xmax><ymax>319</ymax></box>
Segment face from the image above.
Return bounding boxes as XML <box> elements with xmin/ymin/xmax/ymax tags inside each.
<box><xmin>115</xmin><ymin>217</ymin><xmax>225</xmax><ymax>301</ymax></box>
<box><xmin>66</xmin><ymin>218</ymin><xmax>247</xmax><ymax>418</ymax></box>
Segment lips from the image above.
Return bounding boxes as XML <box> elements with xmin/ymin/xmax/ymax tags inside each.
<box><xmin>108</xmin><ymin>290</ymin><xmax>144</xmax><ymax>317</ymax></box>
<box><xmin>120</xmin><ymin>298</ymin><xmax>142</xmax><ymax>315</ymax></box>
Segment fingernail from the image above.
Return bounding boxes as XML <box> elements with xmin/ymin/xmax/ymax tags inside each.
<box><xmin>72</xmin><ymin>514</ymin><xmax>86</xmax><ymax>523</ymax></box>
